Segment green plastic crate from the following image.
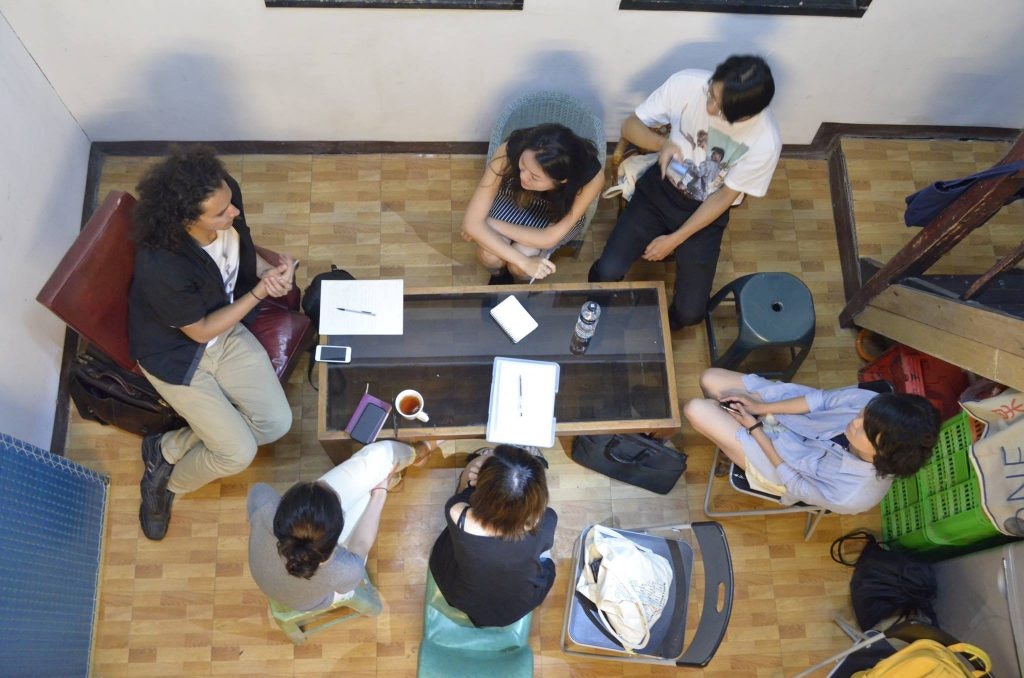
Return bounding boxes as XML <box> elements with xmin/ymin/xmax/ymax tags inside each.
<box><xmin>881</xmin><ymin>501</ymin><xmax>930</xmax><ymax>551</ymax></box>
<box><xmin>881</xmin><ymin>412</ymin><xmax>998</xmax><ymax>551</ymax></box>
<box><xmin>923</xmin><ymin>479</ymin><xmax>1001</xmax><ymax>545</ymax></box>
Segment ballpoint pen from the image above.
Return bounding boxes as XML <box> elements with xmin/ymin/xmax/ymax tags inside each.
<box><xmin>528</xmin><ymin>248</ymin><xmax>554</xmax><ymax>285</ymax></box>
<box><xmin>518</xmin><ymin>375</ymin><xmax>524</xmax><ymax>417</ymax></box>
<box><xmin>337</xmin><ymin>307</ymin><xmax>376</xmax><ymax>316</ymax></box>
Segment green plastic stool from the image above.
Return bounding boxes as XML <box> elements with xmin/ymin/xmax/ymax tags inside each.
<box><xmin>704</xmin><ymin>272</ymin><xmax>815</xmax><ymax>383</ymax></box>
<box><xmin>416</xmin><ymin>571</ymin><xmax>534</xmax><ymax>678</ymax></box>
<box><xmin>268</xmin><ymin>578</ymin><xmax>383</xmax><ymax>645</ymax></box>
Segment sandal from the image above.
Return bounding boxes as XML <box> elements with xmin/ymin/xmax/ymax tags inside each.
<box><xmin>412</xmin><ymin>439</ymin><xmax>445</xmax><ymax>467</ymax></box>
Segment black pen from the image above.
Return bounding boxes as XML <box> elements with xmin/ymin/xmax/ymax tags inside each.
<box><xmin>518</xmin><ymin>375</ymin><xmax>524</xmax><ymax>417</ymax></box>
<box><xmin>337</xmin><ymin>307</ymin><xmax>376</xmax><ymax>316</ymax></box>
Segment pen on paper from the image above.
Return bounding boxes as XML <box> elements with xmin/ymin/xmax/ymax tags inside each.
<box><xmin>336</xmin><ymin>307</ymin><xmax>376</xmax><ymax>316</ymax></box>
<box><xmin>518</xmin><ymin>375</ymin><xmax>524</xmax><ymax>417</ymax></box>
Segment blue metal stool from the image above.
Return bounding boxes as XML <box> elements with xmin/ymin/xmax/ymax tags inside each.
<box><xmin>417</xmin><ymin>570</ymin><xmax>533</xmax><ymax>678</ymax></box>
<box><xmin>704</xmin><ymin>272</ymin><xmax>815</xmax><ymax>382</ymax></box>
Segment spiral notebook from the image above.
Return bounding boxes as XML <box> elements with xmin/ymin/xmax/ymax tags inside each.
<box><xmin>489</xmin><ymin>295</ymin><xmax>538</xmax><ymax>343</ymax></box>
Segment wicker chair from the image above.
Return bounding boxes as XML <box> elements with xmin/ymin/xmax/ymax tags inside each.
<box><xmin>487</xmin><ymin>91</ymin><xmax>605</xmax><ymax>257</ymax></box>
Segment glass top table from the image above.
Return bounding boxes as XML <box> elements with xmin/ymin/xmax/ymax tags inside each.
<box><xmin>317</xmin><ymin>281</ymin><xmax>680</xmax><ymax>462</ymax></box>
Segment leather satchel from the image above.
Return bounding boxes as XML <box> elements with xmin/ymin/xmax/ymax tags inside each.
<box><xmin>68</xmin><ymin>348</ymin><xmax>184</xmax><ymax>437</ymax></box>
<box><xmin>571</xmin><ymin>434</ymin><xmax>687</xmax><ymax>495</ymax></box>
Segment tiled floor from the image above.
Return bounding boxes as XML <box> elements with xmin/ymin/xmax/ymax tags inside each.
<box><xmin>843</xmin><ymin>137</ymin><xmax>1020</xmax><ymax>273</ymax></box>
<box><xmin>64</xmin><ymin>139</ymin><xmax>1012</xmax><ymax>676</ymax></box>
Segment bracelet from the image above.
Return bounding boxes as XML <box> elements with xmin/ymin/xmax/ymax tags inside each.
<box><xmin>249</xmin><ymin>288</ymin><xmax>265</xmax><ymax>301</ymax></box>
<box><xmin>747</xmin><ymin>420</ymin><xmax>764</xmax><ymax>433</ymax></box>
<box><xmin>370</xmin><ymin>488</ymin><xmax>387</xmax><ymax>496</ymax></box>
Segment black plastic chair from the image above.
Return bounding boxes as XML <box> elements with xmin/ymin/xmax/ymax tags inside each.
<box><xmin>561</xmin><ymin>521</ymin><xmax>733</xmax><ymax>668</ymax></box>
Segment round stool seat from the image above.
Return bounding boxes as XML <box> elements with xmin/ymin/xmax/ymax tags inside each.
<box><xmin>734</xmin><ymin>273</ymin><xmax>815</xmax><ymax>344</ymax></box>
<box><xmin>704</xmin><ymin>272</ymin><xmax>816</xmax><ymax>382</ymax></box>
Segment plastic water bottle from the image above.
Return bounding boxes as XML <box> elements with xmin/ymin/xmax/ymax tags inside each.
<box><xmin>570</xmin><ymin>301</ymin><xmax>601</xmax><ymax>355</ymax></box>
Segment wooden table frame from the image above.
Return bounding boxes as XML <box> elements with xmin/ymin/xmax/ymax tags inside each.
<box><xmin>317</xmin><ymin>281</ymin><xmax>680</xmax><ymax>463</ymax></box>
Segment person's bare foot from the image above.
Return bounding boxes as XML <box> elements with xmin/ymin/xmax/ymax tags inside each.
<box><xmin>413</xmin><ymin>439</ymin><xmax>445</xmax><ymax>467</ymax></box>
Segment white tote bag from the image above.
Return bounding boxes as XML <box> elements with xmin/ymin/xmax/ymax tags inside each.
<box><xmin>601</xmin><ymin>153</ymin><xmax>658</xmax><ymax>202</ymax></box>
<box><xmin>575</xmin><ymin>525</ymin><xmax>673</xmax><ymax>651</ymax></box>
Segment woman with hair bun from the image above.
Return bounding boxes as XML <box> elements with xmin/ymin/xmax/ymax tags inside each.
<box><xmin>246</xmin><ymin>440</ymin><xmax>436</xmax><ymax>611</ymax></box>
<box><xmin>462</xmin><ymin>123</ymin><xmax>604</xmax><ymax>284</ymax></box>
<box><xmin>428</xmin><ymin>445</ymin><xmax>557</xmax><ymax>627</ymax></box>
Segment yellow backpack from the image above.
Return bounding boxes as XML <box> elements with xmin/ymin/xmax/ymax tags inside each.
<box><xmin>853</xmin><ymin>639</ymin><xmax>991</xmax><ymax>677</ymax></box>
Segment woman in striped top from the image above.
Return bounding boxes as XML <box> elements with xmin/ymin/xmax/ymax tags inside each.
<box><xmin>462</xmin><ymin>124</ymin><xmax>604</xmax><ymax>284</ymax></box>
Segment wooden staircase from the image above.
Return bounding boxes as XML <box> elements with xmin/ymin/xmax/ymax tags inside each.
<box><xmin>838</xmin><ymin>132</ymin><xmax>1024</xmax><ymax>390</ymax></box>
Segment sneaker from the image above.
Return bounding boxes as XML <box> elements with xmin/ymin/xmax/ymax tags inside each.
<box><xmin>139</xmin><ymin>434</ymin><xmax>175</xmax><ymax>540</ymax></box>
<box><xmin>139</xmin><ymin>491</ymin><xmax>175</xmax><ymax>541</ymax></box>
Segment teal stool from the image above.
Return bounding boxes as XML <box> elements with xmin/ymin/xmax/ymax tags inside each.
<box><xmin>704</xmin><ymin>272</ymin><xmax>815</xmax><ymax>382</ymax></box>
<box><xmin>417</xmin><ymin>571</ymin><xmax>534</xmax><ymax>678</ymax></box>
<box><xmin>268</xmin><ymin>578</ymin><xmax>383</xmax><ymax>644</ymax></box>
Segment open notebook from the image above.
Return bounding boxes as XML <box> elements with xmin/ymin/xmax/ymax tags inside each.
<box><xmin>486</xmin><ymin>357</ymin><xmax>560</xmax><ymax>448</ymax></box>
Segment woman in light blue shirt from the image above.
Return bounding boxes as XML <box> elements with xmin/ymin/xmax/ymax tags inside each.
<box><xmin>685</xmin><ymin>368</ymin><xmax>940</xmax><ymax>514</ymax></box>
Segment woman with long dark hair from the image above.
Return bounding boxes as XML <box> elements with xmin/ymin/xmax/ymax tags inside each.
<box><xmin>462</xmin><ymin>123</ymin><xmax>603</xmax><ymax>283</ymax></box>
<box><xmin>428</xmin><ymin>445</ymin><xmax>557</xmax><ymax>627</ymax></box>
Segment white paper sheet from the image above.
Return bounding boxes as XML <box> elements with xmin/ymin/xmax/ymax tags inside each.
<box><xmin>318</xmin><ymin>279</ymin><xmax>404</xmax><ymax>335</ymax></box>
<box><xmin>486</xmin><ymin>357</ymin><xmax>560</xmax><ymax>448</ymax></box>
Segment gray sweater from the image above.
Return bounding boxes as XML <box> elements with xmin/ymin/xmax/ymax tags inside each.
<box><xmin>247</xmin><ymin>483</ymin><xmax>364</xmax><ymax>611</ymax></box>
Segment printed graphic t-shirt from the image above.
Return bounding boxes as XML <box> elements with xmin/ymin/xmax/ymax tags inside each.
<box><xmin>634</xmin><ymin>69</ymin><xmax>782</xmax><ymax>204</ymax></box>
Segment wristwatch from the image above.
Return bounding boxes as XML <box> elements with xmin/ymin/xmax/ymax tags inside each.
<box><xmin>746</xmin><ymin>419</ymin><xmax>764</xmax><ymax>433</ymax></box>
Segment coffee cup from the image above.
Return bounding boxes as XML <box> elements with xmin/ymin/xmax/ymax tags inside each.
<box><xmin>395</xmin><ymin>389</ymin><xmax>429</xmax><ymax>423</ymax></box>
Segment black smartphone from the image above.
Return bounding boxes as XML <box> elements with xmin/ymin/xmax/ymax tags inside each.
<box><xmin>720</xmin><ymin>401</ymin><xmax>741</xmax><ymax>415</ymax></box>
<box><xmin>345</xmin><ymin>393</ymin><xmax>391</xmax><ymax>444</ymax></box>
<box><xmin>349</xmin><ymin>403</ymin><xmax>388</xmax><ymax>444</ymax></box>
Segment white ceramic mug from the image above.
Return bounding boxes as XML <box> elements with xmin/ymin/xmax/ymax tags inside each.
<box><xmin>395</xmin><ymin>389</ymin><xmax>429</xmax><ymax>423</ymax></box>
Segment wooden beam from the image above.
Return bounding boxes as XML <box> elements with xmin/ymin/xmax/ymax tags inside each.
<box><xmin>868</xmin><ymin>285</ymin><xmax>1024</xmax><ymax>357</ymax></box>
<box><xmin>963</xmin><ymin>238</ymin><xmax>1024</xmax><ymax>300</ymax></box>
<box><xmin>829</xmin><ymin>145</ymin><xmax>862</xmax><ymax>302</ymax></box>
<box><xmin>855</xmin><ymin>305</ymin><xmax>1024</xmax><ymax>391</ymax></box>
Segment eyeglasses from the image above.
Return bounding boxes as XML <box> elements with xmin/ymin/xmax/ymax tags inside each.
<box><xmin>704</xmin><ymin>79</ymin><xmax>725</xmax><ymax>119</ymax></box>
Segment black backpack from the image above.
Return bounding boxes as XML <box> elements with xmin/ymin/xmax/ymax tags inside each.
<box><xmin>831</xmin><ymin>529</ymin><xmax>938</xmax><ymax>631</ymax></box>
<box><xmin>301</xmin><ymin>264</ymin><xmax>355</xmax><ymax>330</ymax></box>
<box><xmin>300</xmin><ymin>265</ymin><xmax>354</xmax><ymax>385</ymax></box>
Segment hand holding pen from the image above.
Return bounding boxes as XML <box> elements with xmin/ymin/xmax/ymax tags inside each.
<box><xmin>527</xmin><ymin>249</ymin><xmax>556</xmax><ymax>285</ymax></box>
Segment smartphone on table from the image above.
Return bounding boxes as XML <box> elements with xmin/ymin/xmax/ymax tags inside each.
<box><xmin>345</xmin><ymin>393</ymin><xmax>391</xmax><ymax>444</ymax></box>
<box><xmin>315</xmin><ymin>345</ymin><xmax>351</xmax><ymax>363</ymax></box>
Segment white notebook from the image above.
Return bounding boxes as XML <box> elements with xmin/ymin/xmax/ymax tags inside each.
<box><xmin>486</xmin><ymin>357</ymin><xmax>560</xmax><ymax>448</ymax></box>
<box><xmin>489</xmin><ymin>295</ymin><xmax>538</xmax><ymax>343</ymax></box>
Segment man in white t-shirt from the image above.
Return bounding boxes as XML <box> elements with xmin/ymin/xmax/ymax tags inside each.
<box><xmin>590</xmin><ymin>55</ymin><xmax>782</xmax><ymax>330</ymax></box>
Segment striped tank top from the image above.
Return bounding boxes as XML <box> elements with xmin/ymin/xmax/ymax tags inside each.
<box><xmin>486</xmin><ymin>180</ymin><xmax>587</xmax><ymax>249</ymax></box>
